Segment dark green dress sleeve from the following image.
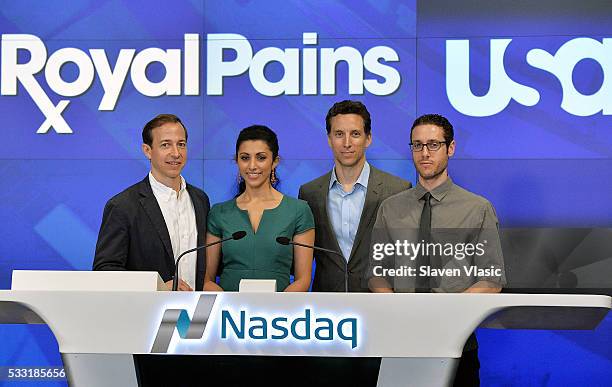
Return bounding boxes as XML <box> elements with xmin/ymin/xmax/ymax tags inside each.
<box><xmin>294</xmin><ymin>199</ymin><xmax>315</xmax><ymax>235</ymax></box>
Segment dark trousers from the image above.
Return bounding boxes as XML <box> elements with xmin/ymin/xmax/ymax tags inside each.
<box><xmin>135</xmin><ymin>355</ymin><xmax>381</xmax><ymax>387</ymax></box>
<box><xmin>453</xmin><ymin>348</ymin><xmax>480</xmax><ymax>387</ymax></box>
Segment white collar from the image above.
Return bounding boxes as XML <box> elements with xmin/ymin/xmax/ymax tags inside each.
<box><xmin>149</xmin><ymin>172</ymin><xmax>186</xmax><ymax>200</ymax></box>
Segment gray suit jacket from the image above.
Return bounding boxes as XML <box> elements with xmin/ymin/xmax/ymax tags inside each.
<box><xmin>299</xmin><ymin>165</ymin><xmax>411</xmax><ymax>292</ymax></box>
<box><xmin>93</xmin><ymin>177</ymin><xmax>210</xmax><ymax>290</ymax></box>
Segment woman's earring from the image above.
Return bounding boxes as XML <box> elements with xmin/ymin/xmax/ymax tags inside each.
<box><xmin>270</xmin><ymin>169</ymin><xmax>277</xmax><ymax>185</ymax></box>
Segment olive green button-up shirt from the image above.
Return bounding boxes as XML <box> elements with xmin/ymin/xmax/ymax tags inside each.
<box><xmin>371</xmin><ymin>177</ymin><xmax>506</xmax><ymax>292</ymax></box>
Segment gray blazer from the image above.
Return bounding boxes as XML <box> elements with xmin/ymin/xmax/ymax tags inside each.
<box><xmin>93</xmin><ymin>177</ymin><xmax>210</xmax><ymax>290</ymax></box>
<box><xmin>299</xmin><ymin>165</ymin><xmax>411</xmax><ymax>292</ymax></box>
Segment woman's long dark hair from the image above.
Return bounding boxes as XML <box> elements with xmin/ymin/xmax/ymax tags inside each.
<box><xmin>235</xmin><ymin>125</ymin><xmax>280</xmax><ymax>196</ymax></box>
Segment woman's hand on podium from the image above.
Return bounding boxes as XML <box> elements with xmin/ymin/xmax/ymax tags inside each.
<box><xmin>165</xmin><ymin>279</ymin><xmax>193</xmax><ymax>291</ymax></box>
<box><xmin>203</xmin><ymin>280</ymin><xmax>223</xmax><ymax>291</ymax></box>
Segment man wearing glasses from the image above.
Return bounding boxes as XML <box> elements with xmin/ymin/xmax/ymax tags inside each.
<box><xmin>369</xmin><ymin>114</ymin><xmax>505</xmax><ymax>386</ymax></box>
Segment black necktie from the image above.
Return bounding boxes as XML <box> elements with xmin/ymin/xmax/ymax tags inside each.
<box><xmin>415</xmin><ymin>192</ymin><xmax>431</xmax><ymax>292</ymax></box>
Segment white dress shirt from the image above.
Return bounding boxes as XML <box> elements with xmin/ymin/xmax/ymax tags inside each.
<box><xmin>149</xmin><ymin>173</ymin><xmax>198</xmax><ymax>289</ymax></box>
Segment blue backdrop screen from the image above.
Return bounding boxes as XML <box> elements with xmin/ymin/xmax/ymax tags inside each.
<box><xmin>1</xmin><ymin>1</ymin><xmax>611</xmax><ymax>385</ymax></box>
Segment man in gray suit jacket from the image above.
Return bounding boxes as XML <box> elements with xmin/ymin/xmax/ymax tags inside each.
<box><xmin>94</xmin><ymin>114</ymin><xmax>209</xmax><ymax>291</ymax></box>
<box><xmin>299</xmin><ymin>101</ymin><xmax>411</xmax><ymax>292</ymax></box>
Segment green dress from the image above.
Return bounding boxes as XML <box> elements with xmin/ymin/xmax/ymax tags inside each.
<box><xmin>207</xmin><ymin>195</ymin><xmax>315</xmax><ymax>291</ymax></box>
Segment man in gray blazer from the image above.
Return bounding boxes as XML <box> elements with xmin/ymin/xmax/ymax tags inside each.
<box><xmin>299</xmin><ymin>100</ymin><xmax>411</xmax><ymax>292</ymax></box>
<box><xmin>94</xmin><ymin>114</ymin><xmax>209</xmax><ymax>291</ymax></box>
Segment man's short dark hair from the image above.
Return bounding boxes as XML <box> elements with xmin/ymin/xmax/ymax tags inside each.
<box><xmin>142</xmin><ymin>114</ymin><xmax>188</xmax><ymax>146</ymax></box>
<box><xmin>325</xmin><ymin>100</ymin><xmax>371</xmax><ymax>135</ymax></box>
<box><xmin>410</xmin><ymin>114</ymin><xmax>454</xmax><ymax>144</ymax></box>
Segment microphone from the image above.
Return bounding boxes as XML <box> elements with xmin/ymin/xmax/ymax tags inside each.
<box><xmin>276</xmin><ymin>236</ymin><xmax>350</xmax><ymax>292</ymax></box>
<box><xmin>172</xmin><ymin>230</ymin><xmax>247</xmax><ymax>291</ymax></box>
<box><xmin>275</xmin><ymin>236</ymin><xmax>344</xmax><ymax>257</ymax></box>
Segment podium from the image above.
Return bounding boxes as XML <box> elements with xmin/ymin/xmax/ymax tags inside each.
<box><xmin>0</xmin><ymin>271</ymin><xmax>610</xmax><ymax>387</ymax></box>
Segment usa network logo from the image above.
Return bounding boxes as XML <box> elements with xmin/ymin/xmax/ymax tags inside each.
<box><xmin>446</xmin><ymin>37</ymin><xmax>611</xmax><ymax>117</ymax></box>
<box><xmin>151</xmin><ymin>294</ymin><xmax>359</xmax><ymax>353</ymax></box>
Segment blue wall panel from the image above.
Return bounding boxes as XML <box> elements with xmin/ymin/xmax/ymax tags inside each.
<box><xmin>0</xmin><ymin>1</ymin><xmax>610</xmax><ymax>385</ymax></box>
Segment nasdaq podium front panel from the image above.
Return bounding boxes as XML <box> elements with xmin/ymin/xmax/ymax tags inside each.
<box><xmin>0</xmin><ymin>272</ymin><xmax>610</xmax><ymax>387</ymax></box>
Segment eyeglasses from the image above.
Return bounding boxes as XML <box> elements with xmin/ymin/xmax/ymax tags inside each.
<box><xmin>409</xmin><ymin>140</ymin><xmax>448</xmax><ymax>152</ymax></box>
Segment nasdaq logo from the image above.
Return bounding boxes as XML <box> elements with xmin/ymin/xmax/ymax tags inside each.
<box><xmin>446</xmin><ymin>38</ymin><xmax>611</xmax><ymax>117</ymax></box>
<box><xmin>221</xmin><ymin>308</ymin><xmax>358</xmax><ymax>349</ymax></box>
<box><xmin>151</xmin><ymin>294</ymin><xmax>216</xmax><ymax>353</ymax></box>
<box><xmin>151</xmin><ymin>295</ymin><xmax>359</xmax><ymax>353</ymax></box>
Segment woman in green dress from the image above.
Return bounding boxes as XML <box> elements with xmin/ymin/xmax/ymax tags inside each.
<box><xmin>203</xmin><ymin>125</ymin><xmax>315</xmax><ymax>292</ymax></box>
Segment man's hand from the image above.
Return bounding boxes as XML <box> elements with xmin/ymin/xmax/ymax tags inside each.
<box><xmin>165</xmin><ymin>279</ymin><xmax>193</xmax><ymax>291</ymax></box>
<box><xmin>463</xmin><ymin>280</ymin><xmax>501</xmax><ymax>293</ymax></box>
<box><xmin>368</xmin><ymin>277</ymin><xmax>395</xmax><ymax>293</ymax></box>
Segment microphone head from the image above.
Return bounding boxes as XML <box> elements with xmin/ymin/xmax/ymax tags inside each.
<box><xmin>232</xmin><ymin>231</ymin><xmax>247</xmax><ymax>240</ymax></box>
<box><xmin>276</xmin><ymin>236</ymin><xmax>290</xmax><ymax>245</ymax></box>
